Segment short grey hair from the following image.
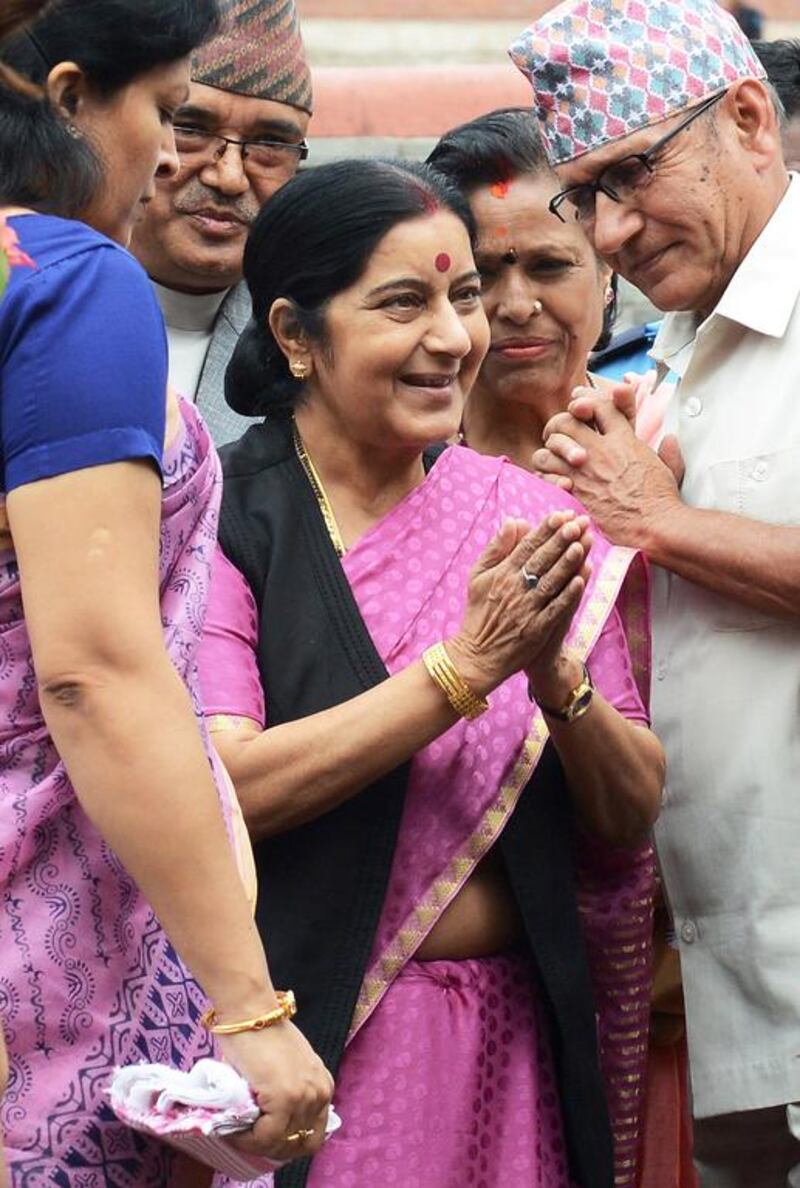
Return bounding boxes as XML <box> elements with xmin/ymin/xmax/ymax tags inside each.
<box><xmin>766</xmin><ymin>80</ymin><xmax>788</xmax><ymax>130</ymax></box>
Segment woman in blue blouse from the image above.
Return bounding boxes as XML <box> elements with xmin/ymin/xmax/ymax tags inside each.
<box><xmin>0</xmin><ymin>3</ymin><xmax>332</xmax><ymax>1183</ymax></box>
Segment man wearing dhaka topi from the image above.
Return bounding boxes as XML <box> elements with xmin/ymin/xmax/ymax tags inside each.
<box><xmin>132</xmin><ymin>0</ymin><xmax>312</xmax><ymax>446</ymax></box>
<box><xmin>510</xmin><ymin>1</ymin><xmax>800</xmax><ymax>1183</ymax></box>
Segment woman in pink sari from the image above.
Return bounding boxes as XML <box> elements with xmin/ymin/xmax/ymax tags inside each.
<box><xmin>200</xmin><ymin>158</ymin><xmax>664</xmax><ymax>1188</ymax></box>
<box><xmin>0</xmin><ymin>5</ymin><xmax>331</xmax><ymax>1183</ymax></box>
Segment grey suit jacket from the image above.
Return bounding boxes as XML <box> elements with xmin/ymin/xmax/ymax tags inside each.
<box><xmin>195</xmin><ymin>281</ymin><xmax>261</xmax><ymax>447</ymax></box>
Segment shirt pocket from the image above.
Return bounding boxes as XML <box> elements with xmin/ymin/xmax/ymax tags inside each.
<box><xmin>706</xmin><ymin>445</ymin><xmax>800</xmax><ymax>631</ymax></box>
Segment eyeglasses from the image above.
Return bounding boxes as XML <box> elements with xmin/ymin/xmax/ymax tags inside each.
<box><xmin>548</xmin><ymin>91</ymin><xmax>725</xmax><ymax>225</ymax></box>
<box><xmin>173</xmin><ymin>125</ymin><xmax>309</xmax><ymax>178</ymax></box>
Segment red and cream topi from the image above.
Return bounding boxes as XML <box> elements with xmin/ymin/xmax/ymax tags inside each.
<box><xmin>193</xmin><ymin>0</ymin><xmax>313</xmax><ymax>114</ymax></box>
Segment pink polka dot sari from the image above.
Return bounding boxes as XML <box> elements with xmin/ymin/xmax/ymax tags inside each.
<box><xmin>202</xmin><ymin>446</ymin><xmax>655</xmax><ymax>1188</ymax></box>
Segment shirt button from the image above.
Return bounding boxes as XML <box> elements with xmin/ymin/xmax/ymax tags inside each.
<box><xmin>656</xmin><ymin>660</ymin><xmax>668</xmax><ymax>681</ymax></box>
<box><xmin>752</xmin><ymin>460</ymin><xmax>769</xmax><ymax>482</ymax></box>
<box><xmin>680</xmin><ymin>920</ymin><xmax>698</xmax><ymax>944</ymax></box>
<box><xmin>685</xmin><ymin>396</ymin><xmax>703</xmax><ymax>418</ymax></box>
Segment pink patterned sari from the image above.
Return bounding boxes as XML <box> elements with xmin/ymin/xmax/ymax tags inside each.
<box><xmin>204</xmin><ymin>444</ymin><xmax>655</xmax><ymax>1188</ymax></box>
<box><xmin>0</xmin><ymin>402</ymin><xmax>232</xmax><ymax>1186</ymax></box>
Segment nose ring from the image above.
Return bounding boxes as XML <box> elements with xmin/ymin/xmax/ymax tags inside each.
<box><xmin>532</xmin><ymin>300</ymin><xmax>543</xmax><ymax>316</ymax></box>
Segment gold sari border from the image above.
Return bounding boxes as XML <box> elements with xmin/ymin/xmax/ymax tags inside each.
<box><xmin>206</xmin><ymin>713</ymin><xmax>263</xmax><ymax>735</ymax></box>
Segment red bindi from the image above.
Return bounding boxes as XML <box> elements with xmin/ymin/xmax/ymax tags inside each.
<box><xmin>435</xmin><ymin>252</ymin><xmax>451</xmax><ymax>273</ymax></box>
<box><xmin>490</xmin><ymin>179</ymin><xmax>511</xmax><ymax>199</ymax></box>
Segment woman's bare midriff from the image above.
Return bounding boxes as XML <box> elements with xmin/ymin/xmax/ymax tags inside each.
<box><xmin>415</xmin><ymin>848</ymin><xmax>524</xmax><ymax>961</ymax></box>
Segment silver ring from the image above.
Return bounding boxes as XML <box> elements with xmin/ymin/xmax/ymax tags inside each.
<box><xmin>521</xmin><ymin>563</ymin><xmax>540</xmax><ymax>590</ymax></box>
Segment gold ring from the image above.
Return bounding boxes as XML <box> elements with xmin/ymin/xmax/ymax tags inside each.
<box><xmin>285</xmin><ymin>1128</ymin><xmax>315</xmax><ymax>1143</ymax></box>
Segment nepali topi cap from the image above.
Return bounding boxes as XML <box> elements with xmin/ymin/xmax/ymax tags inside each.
<box><xmin>508</xmin><ymin>0</ymin><xmax>766</xmax><ymax>165</ymax></box>
<box><xmin>193</xmin><ymin>0</ymin><xmax>313</xmax><ymax>115</ymax></box>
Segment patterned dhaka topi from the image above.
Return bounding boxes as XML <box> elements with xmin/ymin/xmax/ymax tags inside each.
<box><xmin>193</xmin><ymin>0</ymin><xmax>313</xmax><ymax>114</ymax></box>
<box><xmin>508</xmin><ymin>0</ymin><xmax>766</xmax><ymax>165</ymax></box>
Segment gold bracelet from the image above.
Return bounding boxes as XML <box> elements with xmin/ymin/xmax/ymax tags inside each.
<box><xmin>200</xmin><ymin>990</ymin><xmax>297</xmax><ymax>1035</ymax></box>
<box><xmin>422</xmin><ymin>641</ymin><xmax>489</xmax><ymax>721</ymax></box>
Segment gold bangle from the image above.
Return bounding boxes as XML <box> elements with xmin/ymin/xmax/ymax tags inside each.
<box><xmin>422</xmin><ymin>641</ymin><xmax>489</xmax><ymax>721</ymax></box>
<box><xmin>200</xmin><ymin>990</ymin><xmax>297</xmax><ymax>1035</ymax></box>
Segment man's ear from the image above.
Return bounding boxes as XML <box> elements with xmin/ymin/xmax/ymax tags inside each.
<box><xmin>45</xmin><ymin>61</ymin><xmax>90</xmax><ymax>122</ymax></box>
<box><xmin>723</xmin><ymin>78</ymin><xmax>783</xmax><ymax>173</ymax></box>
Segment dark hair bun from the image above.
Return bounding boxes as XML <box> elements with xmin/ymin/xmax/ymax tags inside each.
<box><xmin>225</xmin><ymin>318</ymin><xmax>296</xmax><ymax>417</ymax></box>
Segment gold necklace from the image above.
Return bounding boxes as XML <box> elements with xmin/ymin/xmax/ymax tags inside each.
<box><xmin>292</xmin><ymin>420</ymin><xmax>346</xmax><ymax>557</ymax></box>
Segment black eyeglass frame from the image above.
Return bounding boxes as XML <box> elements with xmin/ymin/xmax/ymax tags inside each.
<box><xmin>173</xmin><ymin>125</ymin><xmax>309</xmax><ymax>169</ymax></box>
<box><xmin>548</xmin><ymin>90</ymin><xmax>725</xmax><ymax>224</ymax></box>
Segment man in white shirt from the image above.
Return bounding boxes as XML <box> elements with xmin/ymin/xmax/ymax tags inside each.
<box><xmin>131</xmin><ymin>0</ymin><xmax>312</xmax><ymax>446</ymax></box>
<box><xmin>510</xmin><ymin>1</ymin><xmax>800</xmax><ymax>1183</ymax></box>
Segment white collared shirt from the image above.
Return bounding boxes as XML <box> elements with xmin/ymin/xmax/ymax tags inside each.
<box><xmin>649</xmin><ymin>175</ymin><xmax>800</xmax><ymax>1118</ymax></box>
<box><xmin>152</xmin><ymin>281</ymin><xmax>228</xmax><ymax>401</ymax></box>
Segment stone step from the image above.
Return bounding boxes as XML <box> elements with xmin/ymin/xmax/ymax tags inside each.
<box><xmin>303</xmin><ymin>18</ymin><xmax>526</xmax><ymax>67</ymax></box>
<box><xmin>302</xmin><ymin>14</ymin><xmax>800</xmax><ymax>68</ymax></box>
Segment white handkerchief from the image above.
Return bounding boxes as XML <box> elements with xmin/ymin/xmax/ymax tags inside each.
<box><xmin>109</xmin><ymin>1058</ymin><xmax>341</xmax><ymax>1183</ymax></box>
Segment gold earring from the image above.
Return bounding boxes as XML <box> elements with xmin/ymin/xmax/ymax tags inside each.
<box><xmin>290</xmin><ymin>359</ymin><xmax>310</xmax><ymax>380</ymax></box>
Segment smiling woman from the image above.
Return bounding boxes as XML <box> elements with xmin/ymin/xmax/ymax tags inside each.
<box><xmin>428</xmin><ymin>107</ymin><xmax>617</xmax><ymax>473</ymax></box>
<box><xmin>224</xmin><ymin>158</ymin><xmax>487</xmax><ymax>438</ymax></box>
<box><xmin>197</xmin><ymin>157</ymin><xmax>663</xmax><ymax>1188</ymax></box>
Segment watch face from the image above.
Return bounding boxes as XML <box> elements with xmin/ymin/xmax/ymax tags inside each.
<box><xmin>565</xmin><ymin>684</ymin><xmax>594</xmax><ymax>722</ymax></box>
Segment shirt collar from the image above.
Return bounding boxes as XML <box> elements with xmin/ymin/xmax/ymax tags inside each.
<box><xmin>650</xmin><ymin>173</ymin><xmax>800</xmax><ymax>376</ymax></box>
<box><xmin>713</xmin><ymin>173</ymin><xmax>800</xmax><ymax>338</ymax></box>
<box><xmin>152</xmin><ymin>281</ymin><xmax>229</xmax><ymax>333</ymax></box>
<box><xmin>650</xmin><ymin>311</ymin><xmax>701</xmax><ymax>381</ymax></box>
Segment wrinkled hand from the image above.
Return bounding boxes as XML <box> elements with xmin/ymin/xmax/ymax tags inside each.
<box><xmin>446</xmin><ymin>511</ymin><xmax>592</xmax><ymax>696</ymax></box>
<box><xmin>532</xmin><ymin>388</ymin><xmax>681</xmax><ymax>547</ymax></box>
<box><xmin>220</xmin><ymin>1021</ymin><xmax>334</xmax><ymax>1164</ymax></box>
<box><xmin>569</xmin><ymin>375</ymin><xmax>641</xmax><ymax>429</ymax></box>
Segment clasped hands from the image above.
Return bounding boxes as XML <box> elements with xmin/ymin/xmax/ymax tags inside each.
<box><xmin>532</xmin><ymin>381</ymin><xmax>684</xmax><ymax>549</ymax></box>
<box><xmin>447</xmin><ymin>510</ymin><xmax>594</xmax><ymax>711</ymax></box>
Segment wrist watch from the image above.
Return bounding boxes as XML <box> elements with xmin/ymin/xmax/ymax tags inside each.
<box><xmin>535</xmin><ymin>662</ymin><xmax>594</xmax><ymax>723</ymax></box>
